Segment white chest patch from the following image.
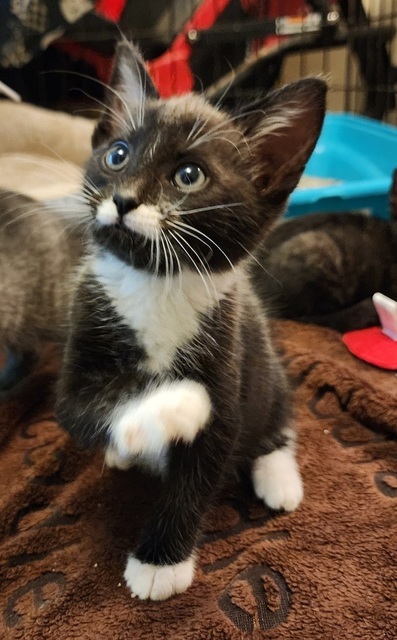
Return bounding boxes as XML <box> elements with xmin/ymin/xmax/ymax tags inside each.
<box><xmin>92</xmin><ymin>251</ymin><xmax>236</xmax><ymax>374</ymax></box>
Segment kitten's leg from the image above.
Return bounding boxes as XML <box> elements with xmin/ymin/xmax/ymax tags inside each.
<box><xmin>123</xmin><ymin>419</ymin><xmax>234</xmax><ymax>601</ymax></box>
<box><xmin>0</xmin><ymin>349</ymin><xmax>38</xmax><ymax>393</ymax></box>
<box><xmin>105</xmin><ymin>379</ymin><xmax>212</xmax><ymax>468</ymax></box>
<box><xmin>252</xmin><ymin>427</ymin><xmax>303</xmax><ymax>512</ymax></box>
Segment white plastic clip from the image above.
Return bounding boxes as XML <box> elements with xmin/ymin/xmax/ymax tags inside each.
<box><xmin>373</xmin><ymin>292</ymin><xmax>397</xmax><ymax>341</ymax></box>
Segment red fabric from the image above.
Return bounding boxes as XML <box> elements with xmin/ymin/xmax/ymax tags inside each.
<box><xmin>343</xmin><ymin>327</ymin><xmax>397</xmax><ymax>370</ymax></box>
<box><xmin>147</xmin><ymin>0</ymin><xmax>309</xmax><ymax>96</ymax></box>
<box><xmin>54</xmin><ymin>0</ymin><xmax>316</xmax><ymax>96</ymax></box>
<box><xmin>95</xmin><ymin>0</ymin><xmax>127</xmax><ymax>22</ymax></box>
<box><xmin>241</xmin><ymin>0</ymin><xmax>307</xmax><ymax>19</ymax></box>
<box><xmin>147</xmin><ymin>0</ymin><xmax>231</xmax><ymax>97</ymax></box>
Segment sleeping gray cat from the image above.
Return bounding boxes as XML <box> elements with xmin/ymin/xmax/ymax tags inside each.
<box><xmin>55</xmin><ymin>42</ymin><xmax>326</xmax><ymax>600</ymax></box>
<box><xmin>0</xmin><ymin>189</ymin><xmax>84</xmax><ymax>391</ymax></box>
<box><xmin>252</xmin><ymin>171</ymin><xmax>397</xmax><ymax>332</ymax></box>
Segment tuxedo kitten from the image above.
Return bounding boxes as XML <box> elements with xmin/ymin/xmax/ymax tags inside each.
<box><xmin>56</xmin><ymin>41</ymin><xmax>326</xmax><ymax>600</ymax></box>
<box><xmin>0</xmin><ymin>190</ymin><xmax>84</xmax><ymax>391</ymax></box>
<box><xmin>252</xmin><ymin>174</ymin><xmax>397</xmax><ymax>332</ymax></box>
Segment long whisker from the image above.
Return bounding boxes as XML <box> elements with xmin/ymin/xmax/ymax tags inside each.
<box><xmin>164</xmin><ymin>191</ymin><xmax>191</xmax><ymax>214</ymax></box>
<box><xmin>0</xmin><ymin>199</ymin><xmax>91</xmax><ymax>238</ymax></box>
<box><xmin>148</xmin><ymin>236</ymin><xmax>155</xmax><ymax>271</ymax></box>
<box><xmin>148</xmin><ymin>238</ymin><xmax>155</xmax><ymax>270</ymax></box>
<box><xmin>159</xmin><ymin>230</ymin><xmax>171</xmax><ymax>295</ymax></box>
<box><xmin>3</xmin><ymin>154</ymin><xmax>97</xmax><ymax>201</ymax></box>
<box><xmin>187</xmin><ymin>114</ymin><xmax>205</xmax><ymax>142</ymax></box>
<box><xmin>211</xmin><ymin>66</ymin><xmax>236</xmax><ymax>110</ymax></box>
<box><xmin>0</xmin><ymin>202</ymin><xmax>89</xmax><ymax>227</ymax></box>
<box><xmin>38</xmin><ymin>142</ymin><xmax>102</xmax><ymax>198</ymax></box>
<box><xmin>170</xmin><ymin>220</ymin><xmax>236</xmax><ymax>273</ymax></box>
<box><xmin>234</xmin><ymin>239</ymin><xmax>281</xmax><ymax>284</ymax></box>
<box><xmin>169</xmin><ymin>227</ymin><xmax>220</xmax><ymax>302</ymax></box>
<box><xmin>164</xmin><ymin>231</ymin><xmax>182</xmax><ymax>291</ymax></box>
<box><xmin>168</xmin><ymin>229</ymin><xmax>215</xmax><ymax>302</ymax></box>
<box><xmin>154</xmin><ymin>229</ymin><xmax>161</xmax><ymax>277</ymax></box>
<box><xmin>73</xmin><ymin>89</ymin><xmax>130</xmax><ymax>133</ymax></box>
<box><xmin>132</xmin><ymin>53</ymin><xmax>145</xmax><ymax>128</ymax></box>
<box><xmin>0</xmin><ymin>193</ymin><xmax>90</xmax><ymax>220</ymax></box>
<box><xmin>46</xmin><ymin>69</ymin><xmax>137</xmax><ymax>131</ymax></box>
<box><xmin>0</xmin><ymin>203</ymin><xmax>59</xmax><ymax>229</ymax></box>
<box><xmin>80</xmin><ymin>180</ymin><xmax>102</xmax><ymax>203</ymax></box>
<box><xmin>48</xmin><ymin>194</ymin><xmax>94</xmax><ymax>213</ymax></box>
<box><xmin>189</xmin><ymin>108</ymin><xmax>264</xmax><ymax>149</ymax></box>
<box><xmin>164</xmin><ymin>230</ymin><xmax>174</xmax><ymax>286</ymax></box>
<box><xmin>186</xmin><ymin>70</ymin><xmax>235</xmax><ymax>142</ymax></box>
<box><xmin>2</xmin><ymin>154</ymin><xmax>84</xmax><ymax>182</ymax></box>
<box><xmin>171</xmin><ymin>202</ymin><xmax>243</xmax><ymax>216</ymax></box>
<box><xmin>0</xmin><ymin>205</ymin><xmax>88</xmax><ymax>242</ymax></box>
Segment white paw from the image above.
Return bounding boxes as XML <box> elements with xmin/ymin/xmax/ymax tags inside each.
<box><xmin>124</xmin><ymin>555</ymin><xmax>195</xmax><ymax>601</ymax></box>
<box><xmin>104</xmin><ymin>446</ymin><xmax>131</xmax><ymax>470</ymax></box>
<box><xmin>252</xmin><ymin>448</ymin><xmax>303</xmax><ymax>512</ymax></box>
<box><xmin>154</xmin><ymin>380</ymin><xmax>212</xmax><ymax>443</ymax></box>
<box><xmin>111</xmin><ymin>380</ymin><xmax>211</xmax><ymax>458</ymax></box>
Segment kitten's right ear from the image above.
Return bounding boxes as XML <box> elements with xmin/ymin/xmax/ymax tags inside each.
<box><xmin>92</xmin><ymin>41</ymin><xmax>159</xmax><ymax>147</ymax></box>
<box><xmin>240</xmin><ymin>78</ymin><xmax>327</xmax><ymax>208</ymax></box>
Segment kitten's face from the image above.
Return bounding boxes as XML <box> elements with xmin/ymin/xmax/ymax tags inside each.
<box><xmin>84</xmin><ymin>42</ymin><xmax>326</xmax><ymax>277</ymax></box>
<box><xmin>86</xmin><ymin>94</ymin><xmax>258</xmax><ymax>273</ymax></box>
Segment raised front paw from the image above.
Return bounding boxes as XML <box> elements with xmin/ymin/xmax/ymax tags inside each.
<box><xmin>124</xmin><ymin>554</ymin><xmax>195</xmax><ymax>601</ymax></box>
<box><xmin>155</xmin><ymin>379</ymin><xmax>211</xmax><ymax>443</ymax></box>
<box><xmin>110</xmin><ymin>379</ymin><xmax>212</xmax><ymax>458</ymax></box>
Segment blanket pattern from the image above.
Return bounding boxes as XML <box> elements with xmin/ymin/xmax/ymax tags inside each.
<box><xmin>0</xmin><ymin>322</ymin><xmax>396</xmax><ymax>639</ymax></box>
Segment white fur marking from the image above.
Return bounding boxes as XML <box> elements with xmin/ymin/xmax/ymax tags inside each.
<box><xmin>252</xmin><ymin>446</ymin><xmax>303</xmax><ymax>512</ymax></box>
<box><xmin>96</xmin><ymin>199</ymin><xmax>118</xmax><ymax>226</ymax></box>
<box><xmin>124</xmin><ymin>204</ymin><xmax>162</xmax><ymax>240</ymax></box>
<box><xmin>104</xmin><ymin>445</ymin><xmax>132</xmax><ymax>470</ymax></box>
<box><xmin>124</xmin><ymin>554</ymin><xmax>195</xmax><ymax>600</ymax></box>
<box><xmin>109</xmin><ymin>379</ymin><xmax>211</xmax><ymax>461</ymax></box>
<box><xmin>93</xmin><ymin>252</ymin><xmax>237</xmax><ymax>373</ymax></box>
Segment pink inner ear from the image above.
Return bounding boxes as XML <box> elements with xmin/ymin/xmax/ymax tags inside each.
<box><xmin>253</xmin><ymin>107</ymin><xmax>323</xmax><ymax>187</ymax></box>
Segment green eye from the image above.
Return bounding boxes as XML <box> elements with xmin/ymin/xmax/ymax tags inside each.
<box><xmin>173</xmin><ymin>164</ymin><xmax>206</xmax><ymax>192</ymax></box>
<box><xmin>104</xmin><ymin>140</ymin><xmax>130</xmax><ymax>171</ymax></box>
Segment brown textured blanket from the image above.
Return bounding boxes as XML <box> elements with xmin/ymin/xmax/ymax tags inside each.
<box><xmin>0</xmin><ymin>321</ymin><xmax>396</xmax><ymax>640</ymax></box>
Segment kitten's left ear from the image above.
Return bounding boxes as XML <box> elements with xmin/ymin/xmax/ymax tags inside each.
<box><xmin>92</xmin><ymin>41</ymin><xmax>159</xmax><ymax>147</ymax></box>
<box><xmin>241</xmin><ymin>78</ymin><xmax>327</xmax><ymax>206</ymax></box>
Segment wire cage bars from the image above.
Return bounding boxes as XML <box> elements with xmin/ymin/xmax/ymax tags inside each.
<box><xmin>0</xmin><ymin>1</ymin><xmax>396</xmax><ymax>122</ymax></box>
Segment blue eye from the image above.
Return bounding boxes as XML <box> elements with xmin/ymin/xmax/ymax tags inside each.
<box><xmin>104</xmin><ymin>140</ymin><xmax>130</xmax><ymax>171</ymax></box>
<box><xmin>173</xmin><ymin>163</ymin><xmax>206</xmax><ymax>192</ymax></box>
